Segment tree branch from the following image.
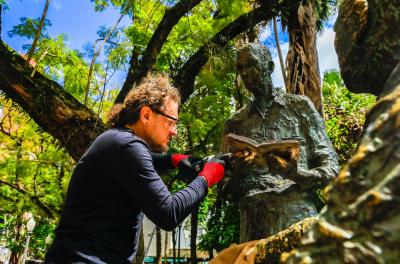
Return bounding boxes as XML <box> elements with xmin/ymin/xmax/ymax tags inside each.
<box><xmin>84</xmin><ymin>12</ymin><xmax>125</xmax><ymax>105</ymax></box>
<box><xmin>26</xmin><ymin>0</ymin><xmax>51</xmax><ymax>65</ymax></box>
<box><xmin>0</xmin><ymin>41</ymin><xmax>106</xmax><ymax>161</ymax></box>
<box><xmin>115</xmin><ymin>0</ymin><xmax>202</xmax><ymax>103</ymax></box>
<box><xmin>0</xmin><ymin>4</ymin><xmax>2</xmax><ymax>38</ymax></box>
<box><xmin>174</xmin><ymin>1</ymin><xmax>283</xmax><ymax>104</ymax></box>
<box><xmin>0</xmin><ymin>179</ymin><xmax>57</xmax><ymax>218</ymax></box>
<box><xmin>274</xmin><ymin>16</ymin><xmax>287</xmax><ymax>90</ymax></box>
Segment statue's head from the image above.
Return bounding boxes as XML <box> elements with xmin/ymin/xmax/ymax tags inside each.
<box><xmin>237</xmin><ymin>43</ymin><xmax>274</xmax><ymax>97</ymax></box>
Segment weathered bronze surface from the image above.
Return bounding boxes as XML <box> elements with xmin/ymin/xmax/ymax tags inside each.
<box><xmin>279</xmin><ymin>0</ymin><xmax>400</xmax><ymax>263</ymax></box>
<box><xmin>222</xmin><ymin>43</ymin><xmax>339</xmax><ymax>242</ymax></box>
<box><xmin>334</xmin><ymin>0</ymin><xmax>400</xmax><ymax>95</ymax></box>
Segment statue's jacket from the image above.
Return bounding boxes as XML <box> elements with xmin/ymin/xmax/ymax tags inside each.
<box><xmin>223</xmin><ymin>89</ymin><xmax>339</xmax><ymax>199</ymax></box>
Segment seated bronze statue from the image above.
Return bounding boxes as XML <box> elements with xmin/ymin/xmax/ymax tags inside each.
<box><xmin>222</xmin><ymin>43</ymin><xmax>339</xmax><ymax>242</ymax></box>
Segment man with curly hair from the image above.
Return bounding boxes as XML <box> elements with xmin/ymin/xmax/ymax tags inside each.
<box><xmin>45</xmin><ymin>74</ymin><xmax>225</xmax><ymax>263</ymax></box>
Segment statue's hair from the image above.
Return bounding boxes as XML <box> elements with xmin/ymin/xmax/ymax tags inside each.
<box><xmin>237</xmin><ymin>43</ymin><xmax>273</xmax><ymax>73</ymax></box>
<box><xmin>107</xmin><ymin>73</ymin><xmax>181</xmax><ymax>128</ymax></box>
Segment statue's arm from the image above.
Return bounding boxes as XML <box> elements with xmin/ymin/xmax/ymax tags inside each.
<box><xmin>292</xmin><ymin>100</ymin><xmax>340</xmax><ymax>189</ymax></box>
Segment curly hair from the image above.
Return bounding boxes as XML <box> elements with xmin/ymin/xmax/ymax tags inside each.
<box><xmin>107</xmin><ymin>74</ymin><xmax>181</xmax><ymax>128</ymax></box>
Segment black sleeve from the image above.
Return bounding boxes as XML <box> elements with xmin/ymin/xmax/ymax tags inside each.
<box><xmin>118</xmin><ymin>140</ymin><xmax>208</xmax><ymax>231</ymax></box>
<box><xmin>151</xmin><ymin>152</ymin><xmax>174</xmax><ymax>172</ymax></box>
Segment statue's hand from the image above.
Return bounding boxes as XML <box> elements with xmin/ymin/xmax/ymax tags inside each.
<box><xmin>267</xmin><ymin>153</ymin><xmax>326</xmax><ymax>188</ymax></box>
<box><xmin>266</xmin><ymin>152</ymin><xmax>298</xmax><ymax>179</ymax></box>
<box><xmin>234</xmin><ymin>150</ymin><xmax>257</xmax><ymax>164</ymax></box>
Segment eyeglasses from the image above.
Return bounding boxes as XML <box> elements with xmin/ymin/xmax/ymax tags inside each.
<box><xmin>152</xmin><ymin>109</ymin><xmax>179</xmax><ymax>122</ymax></box>
<box><xmin>152</xmin><ymin>108</ymin><xmax>179</xmax><ymax>131</ymax></box>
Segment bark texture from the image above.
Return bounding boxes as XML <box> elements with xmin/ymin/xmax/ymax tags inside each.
<box><xmin>285</xmin><ymin>1</ymin><xmax>323</xmax><ymax>116</ymax></box>
<box><xmin>0</xmin><ymin>42</ymin><xmax>105</xmax><ymax>161</ymax></box>
<box><xmin>115</xmin><ymin>0</ymin><xmax>202</xmax><ymax>103</ymax></box>
<box><xmin>222</xmin><ymin>43</ymin><xmax>338</xmax><ymax>242</ymax></box>
<box><xmin>215</xmin><ymin>0</ymin><xmax>400</xmax><ymax>263</ymax></box>
<box><xmin>280</xmin><ymin>77</ymin><xmax>400</xmax><ymax>264</ymax></box>
<box><xmin>334</xmin><ymin>0</ymin><xmax>400</xmax><ymax>95</ymax></box>
<box><xmin>277</xmin><ymin>0</ymin><xmax>400</xmax><ymax>262</ymax></box>
<box><xmin>209</xmin><ymin>217</ymin><xmax>317</xmax><ymax>264</ymax></box>
<box><xmin>254</xmin><ymin>217</ymin><xmax>317</xmax><ymax>264</ymax></box>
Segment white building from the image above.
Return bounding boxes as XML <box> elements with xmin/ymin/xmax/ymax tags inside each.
<box><xmin>142</xmin><ymin>215</ymin><xmax>209</xmax><ymax>263</ymax></box>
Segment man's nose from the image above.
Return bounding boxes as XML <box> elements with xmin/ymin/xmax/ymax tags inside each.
<box><xmin>169</xmin><ymin>126</ymin><xmax>177</xmax><ymax>136</ymax></box>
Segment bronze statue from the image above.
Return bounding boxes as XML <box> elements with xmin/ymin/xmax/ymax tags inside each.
<box><xmin>222</xmin><ymin>43</ymin><xmax>339</xmax><ymax>242</ymax></box>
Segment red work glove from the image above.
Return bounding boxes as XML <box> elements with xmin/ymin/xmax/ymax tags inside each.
<box><xmin>171</xmin><ymin>153</ymin><xmax>189</xmax><ymax>168</ymax></box>
<box><xmin>199</xmin><ymin>157</ymin><xmax>225</xmax><ymax>187</ymax></box>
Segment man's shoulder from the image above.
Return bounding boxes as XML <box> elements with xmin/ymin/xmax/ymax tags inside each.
<box><xmin>96</xmin><ymin>128</ymin><xmax>146</xmax><ymax>147</ymax></box>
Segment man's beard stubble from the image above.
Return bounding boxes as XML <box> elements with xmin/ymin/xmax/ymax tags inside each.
<box><xmin>147</xmin><ymin>134</ymin><xmax>169</xmax><ymax>153</ymax></box>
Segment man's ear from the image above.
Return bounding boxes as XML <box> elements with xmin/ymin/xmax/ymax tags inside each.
<box><xmin>140</xmin><ymin>106</ymin><xmax>152</xmax><ymax>125</ymax></box>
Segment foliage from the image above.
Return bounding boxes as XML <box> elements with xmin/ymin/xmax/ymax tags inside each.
<box><xmin>123</xmin><ymin>0</ymin><xmax>252</xmax><ymax>74</ymax></box>
<box><xmin>279</xmin><ymin>0</ymin><xmax>338</xmax><ymax>33</ymax></box>
<box><xmin>0</xmin><ymin>0</ymin><xmax>9</xmax><ymax>10</ymax></box>
<box><xmin>198</xmin><ymin>200</ymin><xmax>240</xmax><ymax>252</ymax></box>
<box><xmin>0</xmin><ymin>5</ymin><xmax>117</xmax><ymax>259</ymax></box>
<box><xmin>8</xmin><ymin>17</ymin><xmax>51</xmax><ymax>40</ymax></box>
<box><xmin>1</xmin><ymin>0</ymin><xmax>345</xmax><ymax>260</ymax></box>
<box><xmin>313</xmin><ymin>0</ymin><xmax>338</xmax><ymax>31</ymax></box>
<box><xmin>0</xmin><ymin>97</ymin><xmax>74</xmax><ymax>259</ymax></box>
<box><xmin>323</xmin><ymin>70</ymin><xmax>376</xmax><ymax>164</ymax></box>
<box><xmin>90</xmin><ymin>0</ymin><xmax>136</xmax><ymax>15</ymax></box>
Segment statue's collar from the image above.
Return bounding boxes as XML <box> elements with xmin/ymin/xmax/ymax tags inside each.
<box><xmin>251</xmin><ymin>88</ymin><xmax>285</xmax><ymax>118</ymax></box>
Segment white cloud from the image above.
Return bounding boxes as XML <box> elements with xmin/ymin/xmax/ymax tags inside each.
<box><xmin>317</xmin><ymin>27</ymin><xmax>339</xmax><ymax>76</ymax></box>
<box><xmin>259</xmin><ymin>24</ymin><xmax>272</xmax><ymax>43</ymax></box>
<box><xmin>52</xmin><ymin>0</ymin><xmax>62</xmax><ymax>10</ymax></box>
<box><xmin>325</xmin><ymin>12</ymin><xmax>338</xmax><ymax>28</ymax></box>
<box><xmin>271</xmin><ymin>41</ymin><xmax>289</xmax><ymax>88</ymax></box>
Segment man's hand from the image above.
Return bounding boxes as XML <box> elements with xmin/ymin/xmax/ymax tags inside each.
<box><xmin>199</xmin><ymin>157</ymin><xmax>225</xmax><ymax>187</ymax></box>
<box><xmin>172</xmin><ymin>154</ymin><xmax>203</xmax><ymax>182</ymax></box>
<box><xmin>171</xmin><ymin>153</ymin><xmax>189</xmax><ymax>168</ymax></box>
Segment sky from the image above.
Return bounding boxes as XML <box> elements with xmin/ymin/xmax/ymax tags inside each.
<box><xmin>1</xmin><ymin>0</ymin><xmax>339</xmax><ymax>89</ymax></box>
<box><xmin>2</xmin><ymin>0</ymin><xmax>131</xmax><ymax>51</ymax></box>
<box><xmin>262</xmin><ymin>14</ymin><xmax>339</xmax><ymax>87</ymax></box>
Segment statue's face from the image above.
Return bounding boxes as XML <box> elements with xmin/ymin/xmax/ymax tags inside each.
<box><xmin>236</xmin><ymin>45</ymin><xmax>274</xmax><ymax>97</ymax></box>
<box><xmin>237</xmin><ymin>50</ymin><xmax>263</xmax><ymax>95</ymax></box>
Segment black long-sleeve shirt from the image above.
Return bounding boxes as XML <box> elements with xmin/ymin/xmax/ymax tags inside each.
<box><xmin>45</xmin><ymin>127</ymin><xmax>208</xmax><ymax>264</ymax></box>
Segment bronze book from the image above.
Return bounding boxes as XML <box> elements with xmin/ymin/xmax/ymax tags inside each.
<box><xmin>223</xmin><ymin>133</ymin><xmax>300</xmax><ymax>167</ymax></box>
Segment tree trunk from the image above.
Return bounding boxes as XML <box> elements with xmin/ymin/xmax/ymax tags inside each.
<box><xmin>273</xmin><ymin>16</ymin><xmax>288</xmax><ymax>90</ymax></box>
<box><xmin>209</xmin><ymin>217</ymin><xmax>317</xmax><ymax>264</ymax></box>
<box><xmin>163</xmin><ymin>231</ymin><xmax>168</xmax><ymax>264</ymax></box>
<box><xmin>334</xmin><ymin>0</ymin><xmax>400</xmax><ymax>96</ymax></box>
<box><xmin>177</xmin><ymin>225</ymin><xmax>182</xmax><ymax>262</ymax></box>
<box><xmin>156</xmin><ymin>226</ymin><xmax>162</xmax><ymax>264</ymax></box>
<box><xmin>172</xmin><ymin>229</ymin><xmax>176</xmax><ymax>263</ymax></box>
<box><xmin>116</xmin><ymin>0</ymin><xmax>202</xmax><ymax>103</ymax></box>
<box><xmin>132</xmin><ymin>229</ymin><xmax>145</xmax><ymax>264</ymax></box>
<box><xmin>278</xmin><ymin>0</ymin><xmax>400</xmax><ymax>261</ymax></box>
<box><xmin>0</xmin><ymin>41</ymin><xmax>105</xmax><ymax>161</ymax></box>
<box><xmin>280</xmin><ymin>72</ymin><xmax>400</xmax><ymax>264</ymax></box>
<box><xmin>0</xmin><ymin>4</ymin><xmax>3</xmax><ymax>37</ymax></box>
<box><xmin>285</xmin><ymin>1</ymin><xmax>323</xmax><ymax>117</ymax></box>
<box><xmin>190</xmin><ymin>206</ymin><xmax>199</xmax><ymax>264</ymax></box>
<box><xmin>8</xmin><ymin>221</ymin><xmax>22</xmax><ymax>264</ymax></box>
